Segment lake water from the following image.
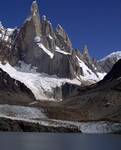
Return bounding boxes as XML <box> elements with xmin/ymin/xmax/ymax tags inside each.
<box><xmin>0</xmin><ymin>133</ymin><xmax>121</xmax><ymax>150</ymax></box>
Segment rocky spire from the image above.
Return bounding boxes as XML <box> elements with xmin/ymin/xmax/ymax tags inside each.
<box><xmin>82</xmin><ymin>45</ymin><xmax>92</xmax><ymax>64</ymax></box>
<box><xmin>42</xmin><ymin>15</ymin><xmax>47</xmax><ymax>21</ymax></box>
<box><xmin>82</xmin><ymin>45</ymin><xmax>89</xmax><ymax>56</ymax></box>
<box><xmin>56</xmin><ymin>24</ymin><xmax>66</xmax><ymax>38</ymax></box>
<box><xmin>56</xmin><ymin>24</ymin><xmax>72</xmax><ymax>51</ymax></box>
<box><xmin>41</xmin><ymin>15</ymin><xmax>54</xmax><ymax>37</ymax></box>
<box><xmin>82</xmin><ymin>45</ymin><xmax>90</xmax><ymax>59</ymax></box>
<box><xmin>31</xmin><ymin>0</ymin><xmax>42</xmax><ymax>36</ymax></box>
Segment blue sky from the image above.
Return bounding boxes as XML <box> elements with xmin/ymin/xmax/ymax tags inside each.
<box><xmin>0</xmin><ymin>0</ymin><xmax>121</xmax><ymax>59</ymax></box>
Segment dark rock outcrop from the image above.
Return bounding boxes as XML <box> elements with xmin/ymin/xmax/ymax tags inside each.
<box><xmin>0</xmin><ymin>68</ymin><xmax>35</xmax><ymax>104</ymax></box>
<box><xmin>0</xmin><ymin>117</ymin><xmax>80</xmax><ymax>132</ymax></box>
<box><xmin>103</xmin><ymin>59</ymin><xmax>121</xmax><ymax>81</ymax></box>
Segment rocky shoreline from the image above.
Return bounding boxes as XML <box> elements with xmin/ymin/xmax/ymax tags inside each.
<box><xmin>0</xmin><ymin>117</ymin><xmax>80</xmax><ymax>133</ymax></box>
<box><xmin>0</xmin><ymin>116</ymin><xmax>121</xmax><ymax>134</ymax></box>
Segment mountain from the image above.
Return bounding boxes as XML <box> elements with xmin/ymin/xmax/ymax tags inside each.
<box><xmin>98</xmin><ymin>51</ymin><xmax>121</xmax><ymax>73</ymax></box>
<box><xmin>1</xmin><ymin>1</ymin><xmax>121</xmax><ymax>133</ymax></box>
<box><xmin>0</xmin><ymin>1</ymin><xmax>105</xmax><ymax>102</ymax></box>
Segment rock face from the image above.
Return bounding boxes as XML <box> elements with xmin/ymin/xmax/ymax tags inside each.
<box><xmin>10</xmin><ymin>1</ymin><xmax>80</xmax><ymax>79</ymax></box>
<box><xmin>55</xmin><ymin>24</ymin><xmax>73</xmax><ymax>53</ymax></box>
<box><xmin>31</xmin><ymin>0</ymin><xmax>42</xmax><ymax>37</ymax></box>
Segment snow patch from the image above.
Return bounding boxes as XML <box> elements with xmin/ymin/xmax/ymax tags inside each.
<box><xmin>37</xmin><ymin>42</ymin><xmax>54</xmax><ymax>59</ymax></box>
<box><xmin>48</xmin><ymin>35</ymin><xmax>53</xmax><ymax>40</ymax></box>
<box><xmin>76</xmin><ymin>56</ymin><xmax>106</xmax><ymax>82</ymax></box>
<box><xmin>25</xmin><ymin>16</ymin><xmax>32</xmax><ymax>22</ymax></box>
<box><xmin>97</xmin><ymin>72</ymin><xmax>106</xmax><ymax>80</ymax></box>
<box><xmin>7</xmin><ymin>28</ymin><xmax>15</xmax><ymax>35</ymax></box>
<box><xmin>34</xmin><ymin>36</ymin><xmax>41</xmax><ymax>43</ymax></box>
<box><xmin>55</xmin><ymin>46</ymin><xmax>71</xmax><ymax>55</ymax></box>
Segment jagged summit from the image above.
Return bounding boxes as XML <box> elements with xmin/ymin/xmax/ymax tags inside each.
<box><xmin>31</xmin><ymin>0</ymin><xmax>39</xmax><ymax>13</ymax></box>
<box><xmin>0</xmin><ymin>1</ymin><xmax>105</xmax><ymax>81</ymax></box>
<box><xmin>82</xmin><ymin>45</ymin><xmax>88</xmax><ymax>54</ymax></box>
<box><xmin>31</xmin><ymin>0</ymin><xmax>42</xmax><ymax>37</ymax></box>
<box><xmin>82</xmin><ymin>45</ymin><xmax>90</xmax><ymax>59</ymax></box>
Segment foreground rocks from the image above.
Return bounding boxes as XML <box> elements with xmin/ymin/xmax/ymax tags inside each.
<box><xmin>0</xmin><ymin>117</ymin><xmax>80</xmax><ymax>133</ymax></box>
<box><xmin>1</xmin><ymin>116</ymin><xmax>121</xmax><ymax>134</ymax></box>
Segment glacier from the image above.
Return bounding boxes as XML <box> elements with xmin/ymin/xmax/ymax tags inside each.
<box><xmin>0</xmin><ymin>62</ymin><xmax>81</xmax><ymax>101</ymax></box>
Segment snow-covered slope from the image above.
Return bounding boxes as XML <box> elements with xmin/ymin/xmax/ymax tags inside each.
<box><xmin>76</xmin><ymin>56</ymin><xmax>106</xmax><ymax>82</ymax></box>
<box><xmin>98</xmin><ymin>51</ymin><xmax>121</xmax><ymax>73</ymax></box>
<box><xmin>0</xmin><ymin>58</ymin><xmax>106</xmax><ymax>102</ymax></box>
<box><xmin>100</xmin><ymin>51</ymin><xmax>121</xmax><ymax>62</ymax></box>
<box><xmin>36</xmin><ymin>40</ymin><xmax>54</xmax><ymax>59</ymax></box>
<box><xmin>0</xmin><ymin>62</ymin><xmax>81</xmax><ymax>101</ymax></box>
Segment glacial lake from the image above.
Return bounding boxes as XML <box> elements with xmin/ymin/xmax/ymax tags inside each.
<box><xmin>0</xmin><ymin>133</ymin><xmax>121</xmax><ymax>150</ymax></box>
